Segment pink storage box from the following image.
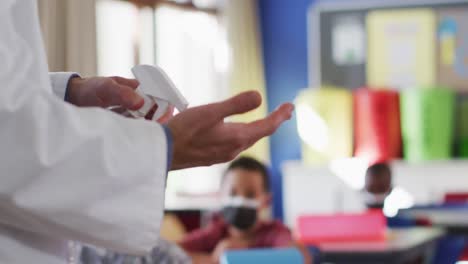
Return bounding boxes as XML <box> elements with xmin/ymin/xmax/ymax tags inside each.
<box><xmin>296</xmin><ymin>211</ymin><xmax>387</xmax><ymax>244</ymax></box>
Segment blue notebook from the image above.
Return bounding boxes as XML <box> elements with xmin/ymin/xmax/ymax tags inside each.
<box><xmin>221</xmin><ymin>248</ymin><xmax>303</xmax><ymax>264</ymax></box>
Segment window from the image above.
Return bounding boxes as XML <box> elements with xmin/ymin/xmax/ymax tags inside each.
<box><xmin>96</xmin><ymin>0</ymin><xmax>141</xmax><ymax>77</ymax></box>
<box><xmin>96</xmin><ymin>0</ymin><xmax>229</xmax><ymax>206</ymax></box>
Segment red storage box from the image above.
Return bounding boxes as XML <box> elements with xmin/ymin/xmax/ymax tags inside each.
<box><xmin>461</xmin><ymin>246</ymin><xmax>468</xmax><ymax>260</ymax></box>
<box><xmin>296</xmin><ymin>211</ymin><xmax>387</xmax><ymax>244</ymax></box>
<box><xmin>444</xmin><ymin>192</ymin><xmax>468</xmax><ymax>203</ymax></box>
<box><xmin>354</xmin><ymin>88</ymin><xmax>402</xmax><ymax>163</ymax></box>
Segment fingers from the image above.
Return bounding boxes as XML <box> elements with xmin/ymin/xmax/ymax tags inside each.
<box><xmin>157</xmin><ymin>105</ymin><xmax>175</xmax><ymax>124</ymax></box>
<box><xmin>243</xmin><ymin>103</ymin><xmax>294</xmax><ymax>144</ymax></box>
<box><xmin>210</xmin><ymin>103</ymin><xmax>294</xmax><ymax>164</ymax></box>
<box><xmin>213</xmin><ymin>91</ymin><xmax>262</xmax><ymax>120</ymax></box>
<box><xmin>193</xmin><ymin>91</ymin><xmax>262</xmax><ymax>128</ymax></box>
<box><xmin>170</xmin><ymin>91</ymin><xmax>263</xmax><ymax>130</ymax></box>
<box><xmin>114</xmin><ymin>85</ymin><xmax>144</xmax><ymax>110</ymax></box>
<box><xmin>110</xmin><ymin>76</ymin><xmax>139</xmax><ymax>89</ymax></box>
<box><xmin>99</xmin><ymin>80</ymin><xmax>144</xmax><ymax>110</ymax></box>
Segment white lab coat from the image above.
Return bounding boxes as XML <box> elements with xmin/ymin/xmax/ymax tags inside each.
<box><xmin>0</xmin><ymin>0</ymin><xmax>169</xmax><ymax>263</ymax></box>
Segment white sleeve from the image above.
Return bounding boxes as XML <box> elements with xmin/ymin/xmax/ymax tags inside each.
<box><xmin>48</xmin><ymin>72</ymin><xmax>79</xmax><ymax>100</ymax></box>
<box><xmin>0</xmin><ymin>0</ymin><xmax>169</xmax><ymax>255</ymax></box>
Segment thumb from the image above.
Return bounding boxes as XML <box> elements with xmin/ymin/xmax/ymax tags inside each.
<box><xmin>118</xmin><ymin>85</ymin><xmax>144</xmax><ymax>110</ymax></box>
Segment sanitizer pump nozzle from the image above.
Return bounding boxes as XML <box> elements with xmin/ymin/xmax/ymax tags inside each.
<box><xmin>127</xmin><ymin>65</ymin><xmax>188</xmax><ymax>120</ymax></box>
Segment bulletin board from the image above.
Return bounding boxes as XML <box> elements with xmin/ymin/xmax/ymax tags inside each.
<box><xmin>308</xmin><ymin>0</ymin><xmax>468</xmax><ymax>91</ymax></box>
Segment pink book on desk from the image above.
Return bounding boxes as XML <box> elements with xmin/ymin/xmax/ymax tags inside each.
<box><xmin>296</xmin><ymin>211</ymin><xmax>387</xmax><ymax>244</ymax></box>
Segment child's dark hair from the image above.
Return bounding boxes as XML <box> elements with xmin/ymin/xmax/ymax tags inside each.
<box><xmin>366</xmin><ymin>163</ymin><xmax>392</xmax><ymax>178</ymax></box>
<box><xmin>223</xmin><ymin>156</ymin><xmax>270</xmax><ymax>192</ymax></box>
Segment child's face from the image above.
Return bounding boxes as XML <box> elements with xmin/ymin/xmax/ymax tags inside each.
<box><xmin>222</xmin><ymin>169</ymin><xmax>270</xmax><ymax>211</ymax></box>
<box><xmin>365</xmin><ymin>171</ymin><xmax>391</xmax><ymax>194</ymax></box>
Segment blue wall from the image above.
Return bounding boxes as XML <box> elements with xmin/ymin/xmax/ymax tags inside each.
<box><xmin>258</xmin><ymin>0</ymin><xmax>315</xmax><ymax>220</ymax></box>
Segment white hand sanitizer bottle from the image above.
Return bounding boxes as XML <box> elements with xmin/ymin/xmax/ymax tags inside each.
<box><xmin>128</xmin><ymin>65</ymin><xmax>188</xmax><ymax>120</ymax></box>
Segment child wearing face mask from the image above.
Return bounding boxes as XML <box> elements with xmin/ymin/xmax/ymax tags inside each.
<box><xmin>179</xmin><ymin>157</ymin><xmax>311</xmax><ymax>264</ymax></box>
<box><xmin>362</xmin><ymin>163</ymin><xmax>393</xmax><ymax>209</ymax></box>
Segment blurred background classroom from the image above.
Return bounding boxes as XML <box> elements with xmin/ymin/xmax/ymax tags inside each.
<box><xmin>39</xmin><ymin>0</ymin><xmax>468</xmax><ymax>263</ymax></box>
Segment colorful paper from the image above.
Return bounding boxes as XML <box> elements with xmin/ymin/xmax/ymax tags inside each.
<box><xmin>437</xmin><ymin>8</ymin><xmax>468</xmax><ymax>91</ymax></box>
<box><xmin>354</xmin><ymin>88</ymin><xmax>402</xmax><ymax>163</ymax></box>
<box><xmin>332</xmin><ymin>15</ymin><xmax>366</xmax><ymax>66</ymax></box>
<box><xmin>456</xmin><ymin>95</ymin><xmax>468</xmax><ymax>157</ymax></box>
<box><xmin>296</xmin><ymin>87</ymin><xmax>353</xmax><ymax>165</ymax></box>
<box><xmin>439</xmin><ymin>18</ymin><xmax>457</xmax><ymax>66</ymax></box>
<box><xmin>367</xmin><ymin>9</ymin><xmax>436</xmax><ymax>89</ymax></box>
<box><xmin>400</xmin><ymin>87</ymin><xmax>455</xmax><ymax>161</ymax></box>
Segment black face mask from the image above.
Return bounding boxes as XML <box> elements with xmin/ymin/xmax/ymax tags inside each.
<box><xmin>366</xmin><ymin>202</ymin><xmax>385</xmax><ymax>209</ymax></box>
<box><xmin>221</xmin><ymin>206</ymin><xmax>257</xmax><ymax>231</ymax></box>
<box><xmin>362</xmin><ymin>189</ymin><xmax>391</xmax><ymax>210</ymax></box>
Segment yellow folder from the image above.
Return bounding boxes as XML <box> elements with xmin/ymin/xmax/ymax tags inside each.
<box><xmin>367</xmin><ymin>9</ymin><xmax>436</xmax><ymax>89</ymax></box>
<box><xmin>296</xmin><ymin>87</ymin><xmax>353</xmax><ymax>165</ymax></box>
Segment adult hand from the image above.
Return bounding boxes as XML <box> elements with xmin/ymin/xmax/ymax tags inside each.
<box><xmin>167</xmin><ymin>91</ymin><xmax>294</xmax><ymax>170</ymax></box>
<box><xmin>67</xmin><ymin>76</ymin><xmax>173</xmax><ymax>122</ymax></box>
<box><xmin>67</xmin><ymin>76</ymin><xmax>143</xmax><ymax>109</ymax></box>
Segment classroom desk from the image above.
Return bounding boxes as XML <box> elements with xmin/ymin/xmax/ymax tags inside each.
<box><xmin>399</xmin><ymin>209</ymin><xmax>468</xmax><ymax>235</ymax></box>
<box><xmin>314</xmin><ymin>227</ymin><xmax>445</xmax><ymax>264</ymax></box>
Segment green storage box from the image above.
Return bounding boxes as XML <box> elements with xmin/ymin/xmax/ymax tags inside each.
<box><xmin>400</xmin><ymin>88</ymin><xmax>455</xmax><ymax>161</ymax></box>
<box><xmin>456</xmin><ymin>95</ymin><xmax>468</xmax><ymax>157</ymax></box>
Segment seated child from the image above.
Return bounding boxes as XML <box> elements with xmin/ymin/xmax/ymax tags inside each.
<box><xmin>179</xmin><ymin>157</ymin><xmax>310</xmax><ymax>264</ymax></box>
<box><xmin>362</xmin><ymin>162</ymin><xmax>393</xmax><ymax>209</ymax></box>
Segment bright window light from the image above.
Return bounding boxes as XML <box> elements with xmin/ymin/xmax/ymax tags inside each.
<box><xmin>166</xmin><ymin>164</ymin><xmax>226</xmax><ymax>195</ymax></box>
<box><xmin>296</xmin><ymin>103</ymin><xmax>329</xmax><ymax>152</ymax></box>
<box><xmin>96</xmin><ymin>1</ymin><xmax>228</xmax><ymax>197</ymax></box>
<box><xmin>329</xmin><ymin>157</ymin><xmax>368</xmax><ymax>190</ymax></box>
<box><xmin>137</xmin><ymin>7</ymin><xmax>156</xmax><ymax>65</ymax></box>
<box><xmin>193</xmin><ymin>0</ymin><xmax>217</xmax><ymax>9</ymax></box>
<box><xmin>383</xmin><ymin>187</ymin><xmax>415</xmax><ymax>217</ymax></box>
<box><xmin>96</xmin><ymin>0</ymin><xmax>138</xmax><ymax>77</ymax></box>
<box><xmin>155</xmin><ymin>5</ymin><xmax>227</xmax><ymax>195</ymax></box>
<box><xmin>155</xmin><ymin>6</ymin><xmax>227</xmax><ymax>107</ymax></box>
